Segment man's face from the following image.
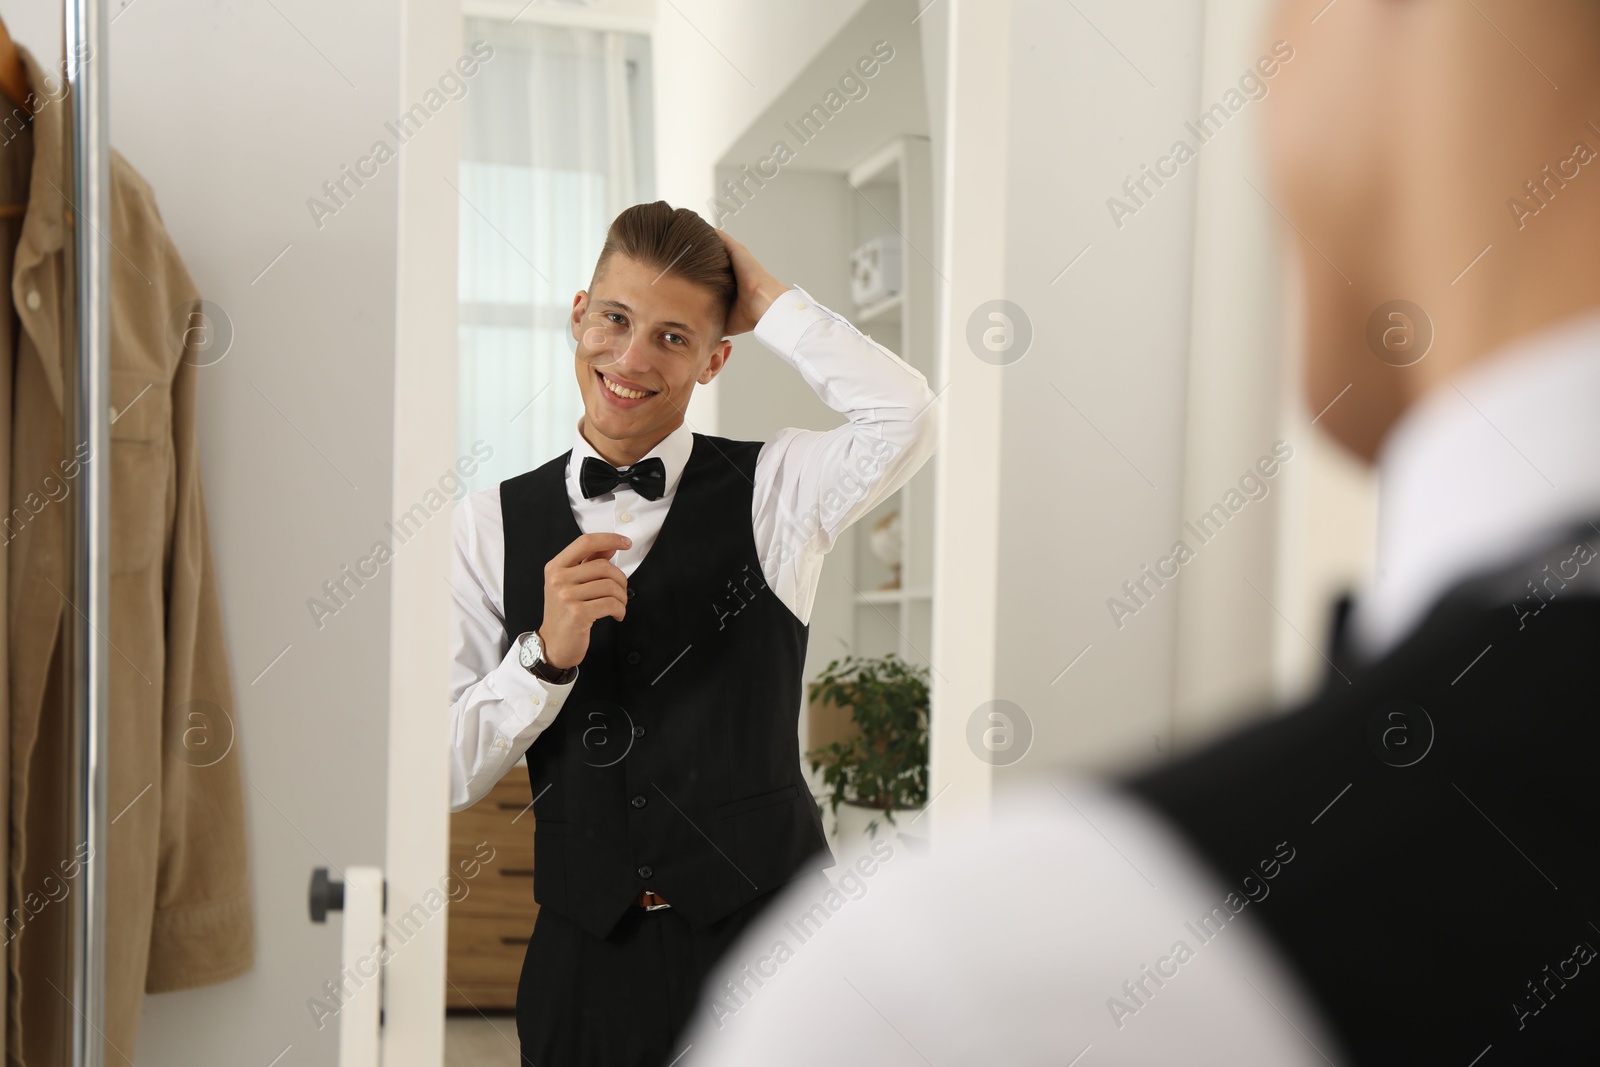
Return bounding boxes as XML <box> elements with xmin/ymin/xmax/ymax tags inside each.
<box><xmin>571</xmin><ymin>252</ymin><xmax>732</xmax><ymax>450</ymax></box>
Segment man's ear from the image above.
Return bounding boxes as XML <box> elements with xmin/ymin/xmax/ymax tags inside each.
<box><xmin>698</xmin><ymin>339</ymin><xmax>733</xmax><ymax>385</ymax></box>
<box><xmin>570</xmin><ymin>290</ymin><xmax>591</xmax><ymax>346</ymax></box>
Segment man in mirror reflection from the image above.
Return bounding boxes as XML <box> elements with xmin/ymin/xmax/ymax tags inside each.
<box><xmin>447</xmin><ymin>201</ymin><xmax>939</xmax><ymax>1064</ymax></box>
<box><xmin>685</xmin><ymin>0</ymin><xmax>1600</xmax><ymax>1062</ymax></box>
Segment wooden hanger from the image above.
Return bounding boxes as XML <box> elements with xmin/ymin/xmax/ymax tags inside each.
<box><xmin>0</xmin><ymin>16</ymin><xmax>28</xmax><ymax>117</ymax></box>
<box><xmin>0</xmin><ymin>13</ymin><xmax>34</xmax><ymax>217</ymax></box>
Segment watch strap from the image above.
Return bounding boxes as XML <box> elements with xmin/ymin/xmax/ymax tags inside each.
<box><xmin>531</xmin><ymin>659</ymin><xmax>577</xmax><ymax>684</ymax></box>
<box><xmin>529</xmin><ymin>646</ymin><xmax>577</xmax><ymax>684</ymax></box>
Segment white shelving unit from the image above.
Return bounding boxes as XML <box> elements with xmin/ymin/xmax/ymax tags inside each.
<box><xmin>841</xmin><ymin>135</ymin><xmax>938</xmax><ymax>674</ymax></box>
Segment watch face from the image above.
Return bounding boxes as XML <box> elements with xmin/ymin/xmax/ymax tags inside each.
<box><xmin>519</xmin><ymin>633</ymin><xmax>539</xmax><ymax>669</ymax></box>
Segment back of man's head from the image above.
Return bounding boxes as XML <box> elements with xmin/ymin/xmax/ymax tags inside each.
<box><xmin>1264</xmin><ymin>0</ymin><xmax>1600</xmax><ymax>461</ymax></box>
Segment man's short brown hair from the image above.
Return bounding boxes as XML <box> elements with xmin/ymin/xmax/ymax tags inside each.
<box><xmin>591</xmin><ymin>201</ymin><xmax>737</xmax><ymax>340</ymax></box>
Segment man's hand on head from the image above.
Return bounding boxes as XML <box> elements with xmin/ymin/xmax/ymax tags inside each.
<box><xmin>715</xmin><ymin>228</ymin><xmax>791</xmax><ymax>337</ymax></box>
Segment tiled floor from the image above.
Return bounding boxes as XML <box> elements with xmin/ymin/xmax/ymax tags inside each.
<box><xmin>444</xmin><ymin>1013</ymin><xmax>522</xmax><ymax>1067</ymax></box>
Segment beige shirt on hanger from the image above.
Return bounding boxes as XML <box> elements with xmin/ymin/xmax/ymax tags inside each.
<box><xmin>3</xmin><ymin>43</ymin><xmax>254</xmax><ymax>1065</ymax></box>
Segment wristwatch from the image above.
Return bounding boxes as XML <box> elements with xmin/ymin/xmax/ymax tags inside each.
<box><xmin>516</xmin><ymin>630</ymin><xmax>578</xmax><ymax>685</ymax></box>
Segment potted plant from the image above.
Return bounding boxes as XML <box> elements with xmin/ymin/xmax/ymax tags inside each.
<box><xmin>805</xmin><ymin>652</ymin><xmax>930</xmax><ymax>836</ymax></box>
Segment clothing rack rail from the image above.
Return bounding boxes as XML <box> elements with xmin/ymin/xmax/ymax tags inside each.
<box><xmin>61</xmin><ymin>0</ymin><xmax>111</xmax><ymax>1065</ymax></box>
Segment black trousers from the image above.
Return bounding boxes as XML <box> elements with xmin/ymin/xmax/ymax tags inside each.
<box><xmin>514</xmin><ymin>877</ymin><xmax>824</xmax><ymax>1066</ymax></box>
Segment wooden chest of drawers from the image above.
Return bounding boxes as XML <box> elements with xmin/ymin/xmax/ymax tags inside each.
<box><xmin>445</xmin><ymin>761</ymin><xmax>539</xmax><ymax>1010</ymax></box>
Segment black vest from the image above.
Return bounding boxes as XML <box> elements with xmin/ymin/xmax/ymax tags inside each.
<box><xmin>1126</xmin><ymin>523</ymin><xmax>1600</xmax><ymax>1063</ymax></box>
<box><xmin>500</xmin><ymin>432</ymin><xmax>834</xmax><ymax>939</ymax></box>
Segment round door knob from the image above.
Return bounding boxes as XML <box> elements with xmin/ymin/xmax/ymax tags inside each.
<box><xmin>308</xmin><ymin>868</ymin><xmax>344</xmax><ymax>923</ymax></box>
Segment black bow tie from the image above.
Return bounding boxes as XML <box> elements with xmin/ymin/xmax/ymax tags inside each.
<box><xmin>580</xmin><ymin>455</ymin><xmax>666</xmax><ymax>500</ymax></box>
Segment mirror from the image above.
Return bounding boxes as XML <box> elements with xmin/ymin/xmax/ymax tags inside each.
<box><xmin>22</xmin><ymin>0</ymin><xmax>1595</xmax><ymax>1063</ymax></box>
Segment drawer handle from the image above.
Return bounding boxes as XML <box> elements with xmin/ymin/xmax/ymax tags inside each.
<box><xmin>500</xmin><ymin>935</ymin><xmax>529</xmax><ymax>947</ymax></box>
<box><xmin>497</xmin><ymin>801</ymin><xmax>531</xmax><ymax>811</ymax></box>
<box><xmin>497</xmin><ymin>868</ymin><xmax>534</xmax><ymax>878</ymax></box>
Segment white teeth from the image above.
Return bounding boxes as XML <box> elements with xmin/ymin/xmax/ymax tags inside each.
<box><xmin>601</xmin><ymin>373</ymin><xmax>653</xmax><ymax>400</ymax></box>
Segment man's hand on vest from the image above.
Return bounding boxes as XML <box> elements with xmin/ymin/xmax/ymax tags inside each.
<box><xmin>540</xmin><ymin>532</ymin><xmax>632</xmax><ymax>670</ymax></box>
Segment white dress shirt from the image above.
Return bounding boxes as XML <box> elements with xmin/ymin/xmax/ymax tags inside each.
<box><xmin>684</xmin><ymin>780</ymin><xmax>1346</xmax><ymax>1066</ymax></box>
<box><xmin>683</xmin><ymin>312</ymin><xmax>1600</xmax><ymax>1066</ymax></box>
<box><xmin>447</xmin><ymin>285</ymin><xmax>939</xmax><ymax>812</ymax></box>
<box><xmin>1352</xmin><ymin>306</ymin><xmax>1600</xmax><ymax>658</ymax></box>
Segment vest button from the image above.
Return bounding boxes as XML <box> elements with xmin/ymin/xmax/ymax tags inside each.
<box><xmin>637</xmin><ymin>865</ymin><xmax>653</xmax><ymax>879</ymax></box>
<box><xmin>631</xmin><ymin>794</ymin><xmax>647</xmax><ymax>808</ymax></box>
<box><xmin>626</xmin><ymin>650</ymin><xmax>641</xmax><ymax>665</ymax></box>
<box><xmin>627</xmin><ymin>587</ymin><xmax>636</xmax><ymax>599</ymax></box>
<box><xmin>632</xmin><ymin>725</ymin><xmax>645</xmax><ymax>738</ymax></box>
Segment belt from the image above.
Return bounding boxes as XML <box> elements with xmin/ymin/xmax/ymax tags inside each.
<box><xmin>635</xmin><ymin>889</ymin><xmax>671</xmax><ymax>910</ymax></box>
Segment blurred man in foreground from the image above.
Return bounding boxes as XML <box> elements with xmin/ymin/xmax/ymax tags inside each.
<box><xmin>684</xmin><ymin>0</ymin><xmax>1600</xmax><ymax>1062</ymax></box>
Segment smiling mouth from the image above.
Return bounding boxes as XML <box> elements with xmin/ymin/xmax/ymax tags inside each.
<box><xmin>596</xmin><ymin>370</ymin><xmax>658</xmax><ymax>400</ymax></box>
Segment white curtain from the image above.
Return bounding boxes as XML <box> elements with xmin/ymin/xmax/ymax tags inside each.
<box><xmin>457</xmin><ymin>17</ymin><xmax>653</xmax><ymax>491</ymax></box>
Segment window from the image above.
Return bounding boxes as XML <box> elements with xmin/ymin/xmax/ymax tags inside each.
<box><xmin>457</xmin><ymin>16</ymin><xmax>654</xmax><ymax>490</ymax></box>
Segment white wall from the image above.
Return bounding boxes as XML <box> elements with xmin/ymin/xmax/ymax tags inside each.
<box><xmin>1169</xmin><ymin>0</ymin><xmax>1286</xmax><ymax>741</ymax></box>
<box><xmin>383</xmin><ymin>0</ymin><xmax>464</xmax><ymax>1062</ymax></box>
<box><xmin>991</xmin><ymin>0</ymin><xmax>1209</xmax><ymax>782</ymax></box>
<box><xmin>79</xmin><ymin>1</ymin><xmax>415</xmax><ymax>1062</ymax></box>
<box><xmin>652</xmin><ymin>0</ymin><xmax>871</xmax><ymax>213</ymax></box>
<box><xmin>924</xmin><ymin>0</ymin><xmax>1008</xmax><ymax>831</ymax></box>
